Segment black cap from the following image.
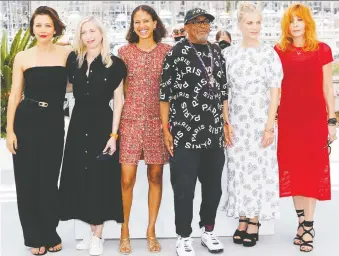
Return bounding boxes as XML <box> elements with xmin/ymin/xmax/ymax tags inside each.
<box><xmin>184</xmin><ymin>8</ymin><xmax>215</xmax><ymax>25</ymax></box>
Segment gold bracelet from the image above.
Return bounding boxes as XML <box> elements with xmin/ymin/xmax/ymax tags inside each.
<box><xmin>110</xmin><ymin>133</ymin><xmax>119</xmax><ymax>140</ymax></box>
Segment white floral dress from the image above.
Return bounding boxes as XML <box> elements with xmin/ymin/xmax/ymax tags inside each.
<box><xmin>221</xmin><ymin>44</ymin><xmax>283</xmax><ymax>220</ymax></box>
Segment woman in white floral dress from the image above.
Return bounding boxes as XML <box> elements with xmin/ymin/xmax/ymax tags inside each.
<box><xmin>222</xmin><ymin>3</ymin><xmax>283</xmax><ymax>247</ymax></box>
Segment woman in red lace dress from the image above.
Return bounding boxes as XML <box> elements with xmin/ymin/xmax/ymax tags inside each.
<box><xmin>274</xmin><ymin>4</ymin><xmax>337</xmax><ymax>252</ymax></box>
<box><xmin>117</xmin><ymin>5</ymin><xmax>171</xmax><ymax>254</ymax></box>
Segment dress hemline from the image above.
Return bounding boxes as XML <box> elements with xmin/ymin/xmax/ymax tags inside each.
<box><xmin>60</xmin><ymin>216</ymin><xmax>124</xmax><ymax>225</ymax></box>
<box><xmin>280</xmin><ymin>192</ymin><xmax>331</xmax><ymax>201</ymax></box>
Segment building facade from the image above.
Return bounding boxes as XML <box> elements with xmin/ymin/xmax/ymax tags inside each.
<box><xmin>1</xmin><ymin>1</ymin><xmax>339</xmax><ymax>51</ymax></box>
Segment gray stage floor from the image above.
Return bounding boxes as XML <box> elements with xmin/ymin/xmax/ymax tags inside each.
<box><xmin>1</xmin><ymin>192</ymin><xmax>338</xmax><ymax>256</ymax></box>
<box><xmin>1</xmin><ymin>127</ymin><xmax>338</xmax><ymax>256</ymax></box>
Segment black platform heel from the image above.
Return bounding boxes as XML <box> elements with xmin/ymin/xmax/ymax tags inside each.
<box><xmin>300</xmin><ymin>221</ymin><xmax>315</xmax><ymax>252</ymax></box>
<box><xmin>294</xmin><ymin>209</ymin><xmax>305</xmax><ymax>245</ymax></box>
<box><xmin>242</xmin><ymin>221</ymin><xmax>261</xmax><ymax>247</ymax></box>
<box><xmin>233</xmin><ymin>218</ymin><xmax>249</xmax><ymax>244</ymax></box>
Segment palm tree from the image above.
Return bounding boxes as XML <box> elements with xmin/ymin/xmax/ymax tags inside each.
<box><xmin>0</xmin><ymin>29</ymin><xmax>36</xmax><ymax>138</ymax></box>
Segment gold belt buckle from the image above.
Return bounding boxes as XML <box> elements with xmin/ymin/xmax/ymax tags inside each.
<box><xmin>38</xmin><ymin>101</ymin><xmax>49</xmax><ymax>107</ymax></box>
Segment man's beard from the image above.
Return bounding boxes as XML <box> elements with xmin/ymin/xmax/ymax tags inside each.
<box><xmin>196</xmin><ymin>33</ymin><xmax>209</xmax><ymax>42</ymax></box>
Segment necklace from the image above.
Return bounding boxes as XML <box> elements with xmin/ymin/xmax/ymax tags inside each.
<box><xmin>295</xmin><ymin>49</ymin><xmax>303</xmax><ymax>55</ymax></box>
<box><xmin>187</xmin><ymin>40</ymin><xmax>216</xmax><ymax>94</ymax></box>
<box><xmin>293</xmin><ymin>45</ymin><xmax>304</xmax><ymax>55</ymax></box>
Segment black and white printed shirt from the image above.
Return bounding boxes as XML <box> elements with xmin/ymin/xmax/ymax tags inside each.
<box><xmin>160</xmin><ymin>38</ymin><xmax>228</xmax><ymax>149</ymax></box>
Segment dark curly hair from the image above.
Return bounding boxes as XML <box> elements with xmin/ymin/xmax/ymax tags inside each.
<box><xmin>29</xmin><ymin>6</ymin><xmax>66</xmax><ymax>37</ymax></box>
<box><xmin>126</xmin><ymin>5</ymin><xmax>167</xmax><ymax>43</ymax></box>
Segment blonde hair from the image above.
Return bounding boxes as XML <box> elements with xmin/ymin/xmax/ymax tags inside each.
<box><xmin>73</xmin><ymin>16</ymin><xmax>112</xmax><ymax>68</ymax></box>
<box><xmin>237</xmin><ymin>2</ymin><xmax>261</xmax><ymax>23</ymax></box>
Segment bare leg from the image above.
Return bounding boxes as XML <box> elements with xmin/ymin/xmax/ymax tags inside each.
<box><xmin>293</xmin><ymin>196</ymin><xmax>305</xmax><ymax>244</ymax></box>
<box><xmin>300</xmin><ymin>197</ymin><xmax>316</xmax><ymax>252</ymax></box>
<box><xmin>293</xmin><ymin>196</ymin><xmax>304</xmax><ymax>211</ymax></box>
<box><xmin>90</xmin><ymin>225</ymin><xmax>96</xmax><ymax>233</ymax></box>
<box><xmin>146</xmin><ymin>164</ymin><xmax>164</xmax><ymax>237</ymax></box>
<box><xmin>94</xmin><ymin>225</ymin><xmax>104</xmax><ymax>238</ymax></box>
<box><xmin>120</xmin><ymin>164</ymin><xmax>138</xmax><ymax>254</ymax></box>
<box><xmin>243</xmin><ymin>216</ymin><xmax>259</xmax><ymax>242</ymax></box>
<box><xmin>146</xmin><ymin>164</ymin><xmax>163</xmax><ymax>252</ymax></box>
<box><xmin>303</xmin><ymin>197</ymin><xmax>316</xmax><ymax>221</ymax></box>
<box><xmin>121</xmin><ymin>164</ymin><xmax>138</xmax><ymax>238</ymax></box>
<box><xmin>234</xmin><ymin>216</ymin><xmax>248</xmax><ymax>240</ymax></box>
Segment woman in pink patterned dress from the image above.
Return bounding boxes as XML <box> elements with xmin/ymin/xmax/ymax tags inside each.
<box><xmin>118</xmin><ymin>5</ymin><xmax>171</xmax><ymax>254</ymax></box>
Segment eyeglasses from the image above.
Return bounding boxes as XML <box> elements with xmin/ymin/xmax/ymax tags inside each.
<box><xmin>173</xmin><ymin>28</ymin><xmax>185</xmax><ymax>35</ymax></box>
<box><xmin>187</xmin><ymin>19</ymin><xmax>211</xmax><ymax>26</ymax></box>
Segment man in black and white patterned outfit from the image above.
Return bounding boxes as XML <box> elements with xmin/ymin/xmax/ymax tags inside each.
<box><xmin>159</xmin><ymin>8</ymin><xmax>228</xmax><ymax>256</ymax></box>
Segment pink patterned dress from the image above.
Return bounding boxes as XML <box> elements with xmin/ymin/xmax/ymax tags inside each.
<box><xmin>118</xmin><ymin>43</ymin><xmax>171</xmax><ymax>165</ymax></box>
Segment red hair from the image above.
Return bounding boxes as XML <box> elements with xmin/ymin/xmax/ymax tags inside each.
<box><xmin>277</xmin><ymin>3</ymin><xmax>319</xmax><ymax>52</ymax></box>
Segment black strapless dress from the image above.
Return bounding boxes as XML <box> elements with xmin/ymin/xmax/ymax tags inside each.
<box><xmin>13</xmin><ymin>66</ymin><xmax>67</xmax><ymax>248</ymax></box>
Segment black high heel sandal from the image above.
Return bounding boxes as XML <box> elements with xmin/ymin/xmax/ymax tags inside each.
<box><xmin>233</xmin><ymin>218</ymin><xmax>249</xmax><ymax>244</ymax></box>
<box><xmin>242</xmin><ymin>221</ymin><xmax>261</xmax><ymax>247</ymax></box>
<box><xmin>300</xmin><ymin>221</ymin><xmax>315</xmax><ymax>253</ymax></box>
<box><xmin>294</xmin><ymin>209</ymin><xmax>305</xmax><ymax>245</ymax></box>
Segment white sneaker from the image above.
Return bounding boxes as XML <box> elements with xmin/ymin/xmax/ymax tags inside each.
<box><xmin>176</xmin><ymin>236</ymin><xmax>195</xmax><ymax>256</ymax></box>
<box><xmin>201</xmin><ymin>228</ymin><xmax>224</xmax><ymax>253</ymax></box>
<box><xmin>89</xmin><ymin>236</ymin><xmax>104</xmax><ymax>256</ymax></box>
<box><xmin>76</xmin><ymin>231</ymin><xmax>93</xmax><ymax>250</ymax></box>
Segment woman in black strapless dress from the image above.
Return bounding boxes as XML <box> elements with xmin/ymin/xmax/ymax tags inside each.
<box><xmin>6</xmin><ymin>7</ymin><xmax>70</xmax><ymax>255</ymax></box>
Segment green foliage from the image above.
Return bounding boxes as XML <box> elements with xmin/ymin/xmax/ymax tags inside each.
<box><xmin>52</xmin><ymin>36</ymin><xmax>60</xmax><ymax>44</ymax></box>
<box><xmin>9</xmin><ymin>28</ymin><xmax>22</xmax><ymax>57</ymax></box>
<box><xmin>1</xmin><ymin>32</ymin><xmax>8</xmax><ymax>71</ymax></box>
<box><xmin>17</xmin><ymin>29</ymin><xmax>32</xmax><ymax>52</ymax></box>
<box><xmin>26</xmin><ymin>37</ymin><xmax>37</xmax><ymax>49</ymax></box>
<box><xmin>226</xmin><ymin>0</ymin><xmax>230</xmax><ymax>13</ymax></box>
<box><xmin>1</xmin><ymin>29</ymin><xmax>37</xmax><ymax>138</ymax></box>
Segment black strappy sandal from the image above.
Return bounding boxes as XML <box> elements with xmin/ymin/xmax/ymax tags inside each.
<box><xmin>300</xmin><ymin>221</ymin><xmax>315</xmax><ymax>252</ymax></box>
<box><xmin>47</xmin><ymin>242</ymin><xmax>62</xmax><ymax>253</ymax></box>
<box><xmin>31</xmin><ymin>246</ymin><xmax>47</xmax><ymax>255</ymax></box>
<box><xmin>243</xmin><ymin>221</ymin><xmax>261</xmax><ymax>247</ymax></box>
<box><xmin>233</xmin><ymin>218</ymin><xmax>249</xmax><ymax>244</ymax></box>
<box><xmin>294</xmin><ymin>209</ymin><xmax>305</xmax><ymax>245</ymax></box>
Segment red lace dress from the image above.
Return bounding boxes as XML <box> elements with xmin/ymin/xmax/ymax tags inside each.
<box><xmin>118</xmin><ymin>43</ymin><xmax>171</xmax><ymax>164</ymax></box>
<box><xmin>274</xmin><ymin>42</ymin><xmax>333</xmax><ymax>200</ymax></box>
